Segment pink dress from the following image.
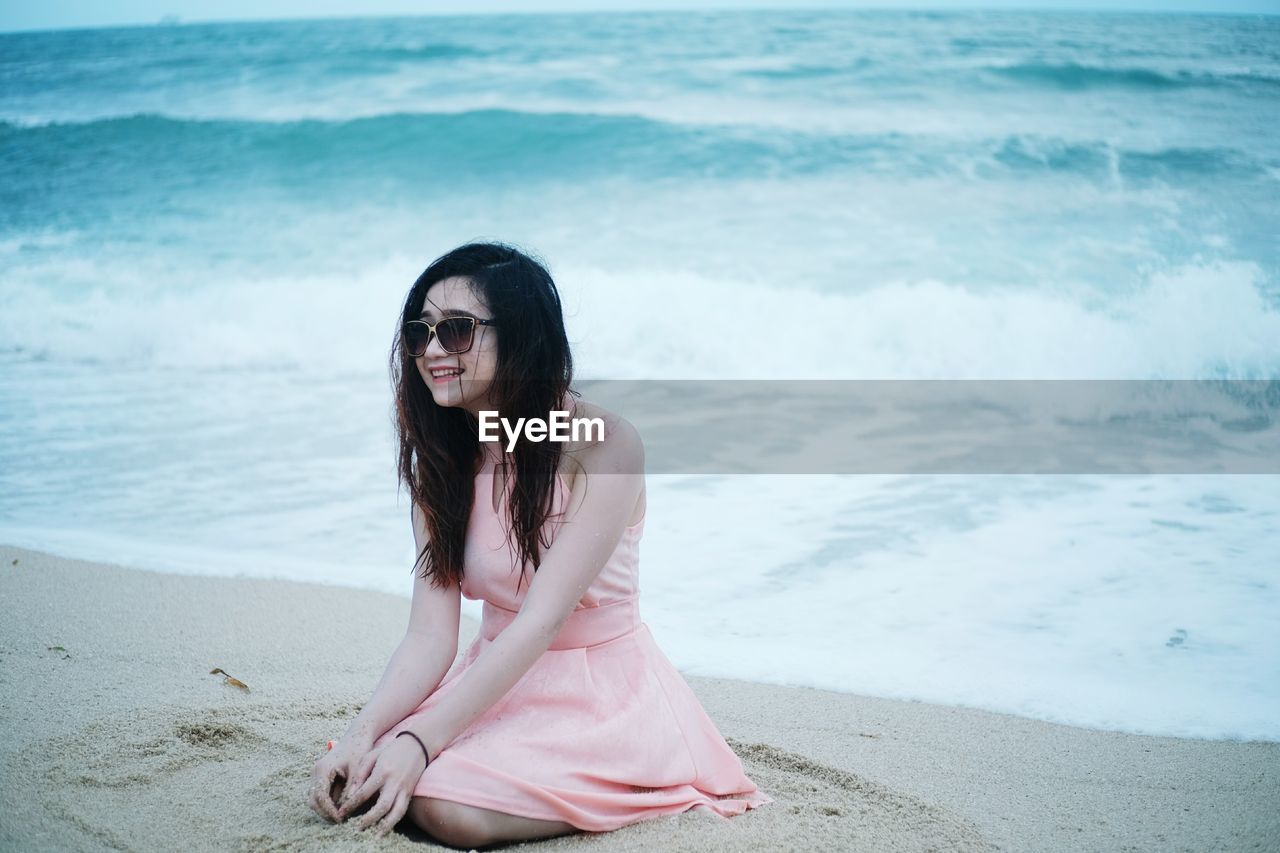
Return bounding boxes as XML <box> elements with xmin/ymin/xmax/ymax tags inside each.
<box><xmin>373</xmin><ymin>453</ymin><xmax>774</xmax><ymax>832</ymax></box>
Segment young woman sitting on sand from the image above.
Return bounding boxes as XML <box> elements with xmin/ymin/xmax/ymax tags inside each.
<box><xmin>307</xmin><ymin>241</ymin><xmax>771</xmax><ymax>848</ymax></box>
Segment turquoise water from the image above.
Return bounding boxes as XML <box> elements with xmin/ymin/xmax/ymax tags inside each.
<box><xmin>1</xmin><ymin>10</ymin><xmax>1278</xmax><ymax>739</ymax></box>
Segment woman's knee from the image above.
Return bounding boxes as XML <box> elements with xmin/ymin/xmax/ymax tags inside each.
<box><xmin>407</xmin><ymin>796</ymin><xmax>494</xmax><ymax>849</ymax></box>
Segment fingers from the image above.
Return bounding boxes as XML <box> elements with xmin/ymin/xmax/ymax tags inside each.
<box><xmin>336</xmin><ymin>772</ymin><xmax>379</xmax><ymax>821</ymax></box>
<box><xmin>375</xmin><ymin>791</ymin><xmax>411</xmax><ymax>838</ymax></box>
<box><xmin>336</xmin><ymin>747</ymin><xmax>377</xmax><ymax>815</ymax></box>
<box><xmin>308</xmin><ymin>764</ymin><xmax>342</xmax><ymax>823</ymax></box>
<box><xmin>307</xmin><ymin>786</ymin><xmax>325</xmax><ymax>822</ymax></box>
<box><xmin>346</xmin><ymin>751</ymin><xmax>376</xmax><ymax>794</ymax></box>
<box><xmin>356</xmin><ymin>787</ymin><xmax>402</xmax><ymax>833</ymax></box>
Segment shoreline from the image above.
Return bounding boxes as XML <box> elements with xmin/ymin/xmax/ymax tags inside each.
<box><xmin>1</xmin><ymin>542</ymin><xmax>1275</xmax><ymax>851</ymax></box>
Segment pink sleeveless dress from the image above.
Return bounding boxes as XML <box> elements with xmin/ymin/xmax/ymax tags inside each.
<box><xmin>373</xmin><ymin>453</ymin><xmax>774</xmax><ymax>832</ymax></box>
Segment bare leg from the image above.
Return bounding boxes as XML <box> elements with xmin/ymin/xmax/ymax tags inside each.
<box><xmin>408</xmin><ymin>796</ymin><xmax>581</xmax><ymax>849</ymax></box>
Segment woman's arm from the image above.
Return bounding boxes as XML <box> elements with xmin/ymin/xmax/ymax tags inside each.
<box><xmin>393</xmin><ymin>421</ymin><xmax>644</xmax><ymax>765</ymax></box>
<box><xmin>309</xmin><ymin>501</ymin><xmax>460</xmax><ymax>822</ymax></box>
<box><xmin>340</xmin><ymin>501</ymin><xmax>462</xmax><ymax>746</ymax></box>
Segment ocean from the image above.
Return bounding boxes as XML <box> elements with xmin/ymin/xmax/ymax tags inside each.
<box><xmin>1</xmin><ymin>9</ymin><xmax>1277</xmax><ymax>740</ymax></box>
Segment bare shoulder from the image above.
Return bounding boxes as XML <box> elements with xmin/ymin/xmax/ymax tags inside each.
<box><xmin>559</xmin><ymin>399</ymin><xmax>644</xmax><ymax>485</ymax></box>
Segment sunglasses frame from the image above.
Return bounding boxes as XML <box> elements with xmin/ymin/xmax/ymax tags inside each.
<box><xmin>402</xmin><ymin>316</ymin><xmax>498</xmax><ymax>356</ymax></box>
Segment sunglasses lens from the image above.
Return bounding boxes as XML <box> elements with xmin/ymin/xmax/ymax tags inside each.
<box><xmin>437</xmin><ymin>318</ymin><xmax>475</xmax><ymax>353</ymax></box>
<box><xmin>403</xmin><ymin>323</ymin><xmax>429</xmax><ymax>356</ymax></box>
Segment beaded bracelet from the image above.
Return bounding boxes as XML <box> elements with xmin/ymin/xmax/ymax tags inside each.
<box><xmin>395</xmin><ymin>730</ymin><xmax>432</xmax><ymax>771</ymax></box>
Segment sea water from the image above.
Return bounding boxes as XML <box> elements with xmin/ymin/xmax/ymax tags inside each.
<box><xmin>1</xmin><ymin>9</ymin><xmax>1278</xmax><ymax>740</ymax></box>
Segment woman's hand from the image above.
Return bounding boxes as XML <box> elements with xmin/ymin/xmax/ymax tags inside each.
<box><xmin>335</xmin><ymin>734</ymin><xmax>429</xmax><ymax>836</ymax></box>
<box><xmin>308</xmin><ymin>736</ymin><xmax>372</xmax><ymax>823</ymax></box>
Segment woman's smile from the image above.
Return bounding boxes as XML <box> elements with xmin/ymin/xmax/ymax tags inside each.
<box><xmin>427</xmin><ymin>365</ymin><xmax>465</xmax><ymax>383</ymax></box>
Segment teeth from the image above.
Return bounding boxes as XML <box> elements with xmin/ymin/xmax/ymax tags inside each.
<box><xmin>431</xmin><ymin>369</ymin><xmax>463</xmax><ymax>377</ymax></box>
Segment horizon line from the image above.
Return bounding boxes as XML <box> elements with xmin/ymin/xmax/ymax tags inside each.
<box><xmin>3</xmin><ymin>4</ymin><xmax>1277</xmax><ymax>37</ymax></box>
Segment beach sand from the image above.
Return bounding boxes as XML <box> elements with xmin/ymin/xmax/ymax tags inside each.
<box><xmin>1</xmin><ymin>543</ymin><xmax>1275</xmax><ymax>852</ymax></box>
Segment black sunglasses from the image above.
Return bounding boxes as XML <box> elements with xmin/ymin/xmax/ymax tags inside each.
<box><xmin>402</xmin><ymin>316</ymin><xmax>497</xmax><ymax>356</ymax></box>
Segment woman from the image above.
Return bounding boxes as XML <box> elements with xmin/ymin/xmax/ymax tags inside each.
<box><xmin>308</xmin><ymin>242</ymin><xmax>772</xmax><ymax>848</ymax></box>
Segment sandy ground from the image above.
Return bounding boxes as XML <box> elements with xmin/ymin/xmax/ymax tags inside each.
<box><xmin>1</xmin><ymin>542</ymin><xmax>1275</xmax><ymax>852</ymax></box>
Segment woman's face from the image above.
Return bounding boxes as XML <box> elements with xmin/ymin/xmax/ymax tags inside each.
<box><xmin>414</xmin><ymin>276</ymin><xmax>500</xmax><ymax>416</ymax></box>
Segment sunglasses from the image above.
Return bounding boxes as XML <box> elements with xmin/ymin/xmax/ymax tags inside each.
<box><xmin>402</xmin><ymin>316</ymin><xmax>497</xmax><ymax>356</ymax></box>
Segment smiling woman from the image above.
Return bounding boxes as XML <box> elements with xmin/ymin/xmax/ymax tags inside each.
<box><xmin>305</xmin><ymin>241</ymin><xmax>773</xmax><ymax>847</ymax></box>
<box><xmin>406</xmin><ymin>278</ymin><xmax>503</xmax><ymax>413</ymax></box>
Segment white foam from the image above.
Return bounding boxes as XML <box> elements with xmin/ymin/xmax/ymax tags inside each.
<box><xmin>642</xmin><ymin>473</ymin><xmax>1280</xmax><ymax>741</ymax></box>
<box><xmin>3</xmin><ymin>255</ymin><xmax>1275</xmax><ymax>380</ymax></box>
<box><xmin>558</xmin><ymin>259</ymin><xmax>1280</xmax><ymax>380</ymax></box>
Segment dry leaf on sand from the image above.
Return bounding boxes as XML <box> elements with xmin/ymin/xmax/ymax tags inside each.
<box><xmin>209</xmin><ymin>667</ymin><xmax>250</xmax><ymax>691</ymax></box>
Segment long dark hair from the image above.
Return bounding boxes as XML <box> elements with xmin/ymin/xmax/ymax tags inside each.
<box><xmin>389</xmin><ymin>241</ymin><xmax>576</xmax><ymax>592</ymax></box>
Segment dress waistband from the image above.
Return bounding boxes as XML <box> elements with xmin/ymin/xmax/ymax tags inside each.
<box><xmin>480</xmin><ymin>597</ymin><xmax>641</xmax><ymax>650</ymax></box>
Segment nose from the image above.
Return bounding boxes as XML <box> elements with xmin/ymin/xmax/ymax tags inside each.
<box><xmin>422</xmin><ymin>327</ymin><xmax>448</xmax><ymax>358</ymax></box>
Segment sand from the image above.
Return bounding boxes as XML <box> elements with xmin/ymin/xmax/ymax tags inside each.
<box><xmin>1</xmin><ymin>542</ymin><xmax>1275</xmax><ymax>852</ymax></box>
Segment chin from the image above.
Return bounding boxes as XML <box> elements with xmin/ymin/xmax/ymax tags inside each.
<box><xmin>428</xmin><ymin>385</ymin><xmax>475</xmax><ymax>410</ymax></box>
<box><xmin>429</xmin><ymin>390</ymin><xmax>461</xmax><ymax>408</ymax></box>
